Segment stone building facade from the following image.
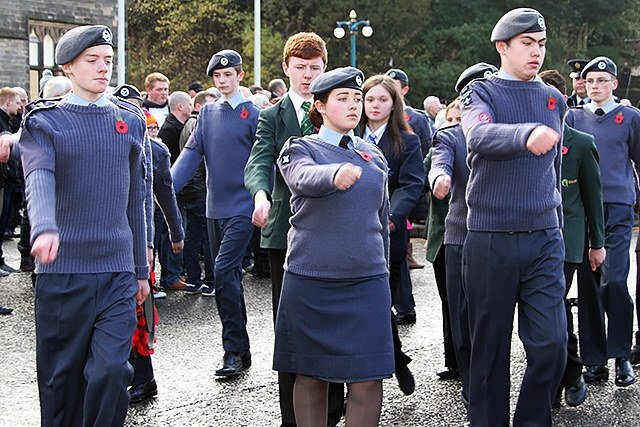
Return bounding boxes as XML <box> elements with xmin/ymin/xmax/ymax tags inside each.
<box><xmin>0</xmin><ymin>1</ymin><xmax>119</xmax><ymax>101</ymax></box>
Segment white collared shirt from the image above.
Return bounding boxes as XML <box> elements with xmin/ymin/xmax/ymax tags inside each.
<box><xmin>288</xmin><ymin>90</ymin><xmax>314</xmax><ymax>126</ymax></box>
<box><xmin>362</xmin><ymin>123</ymin><xmax>387</xmax><ymax>145</ymax></box>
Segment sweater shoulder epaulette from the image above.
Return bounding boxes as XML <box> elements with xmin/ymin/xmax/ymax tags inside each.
<box><xmin>22</xmin><ymin>97</ymin><xmax>64</xmax><ymax>122</ymax></box>
<box><xmin>110</xmin><ymin>96</ymin><xmax>146</xmax><ymax>121</ymax></box>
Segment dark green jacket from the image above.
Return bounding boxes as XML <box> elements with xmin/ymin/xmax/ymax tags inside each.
<box><xmin>244</xmin><ymin>94</ymin><xmax>301</xmax><ymax>250</ymax></box>
<box><xmin>424</xmin><ymin>148</ymin><xmax>449</xmax><ymax>263</ymax></box>
<box><xmin>561</xmin><ymin>124</ymin><xmax>605</xmax><ymax>263</ymax></box>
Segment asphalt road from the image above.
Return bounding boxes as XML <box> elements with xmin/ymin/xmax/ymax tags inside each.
<box><xmin>1</xmin><ymin>235</ymin><xmax>638</xmax><ymax>426</ymax></box>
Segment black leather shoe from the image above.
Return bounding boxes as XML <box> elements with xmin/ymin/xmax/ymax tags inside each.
<box><xmin>615</xmin><ymin>358</ymin><xmax>636</xmax><ymax>387</ymax></box>
<box><xmin>396</xmin><ymin>365</ymin><xmax>415</xmax><ymax>395</ymax></box>
<box><xmin>215</xmin><ymin>350</ymin><xmax>251</xmax><ymax>378</ymax></box>
<box><xmin>437</xmin><ymin>367</ymin><xmax>460</xmax><ymax>380</ymax></box>
<box><xmin>0</xmin><ymin>306</ymin><xmax>12</xmax><ymax>315</ymax></box>
<box><xmin>583</xmin><ymin>364</ymin><xmax>608</xmax><ymax>383</ymax></box>
<box><xmin>395</xmin><ymin>310</ymin><xmax>416</xmax><ymax>325</ymax></box>
<box><xmin>129</xmin><ymin>379</ymin><xmax>157</xmax><ymax>403</ymax></box>
<box><xmin>564</xmin><ymin>376</ymin><xmax>587</xmax><ymax>407</ymax></box>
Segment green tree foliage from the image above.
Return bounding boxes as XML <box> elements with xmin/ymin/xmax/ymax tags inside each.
<box><xmin>128</xmin><ymin>0</ymin><xmax>640</xmax><ymax>103</ymax></box>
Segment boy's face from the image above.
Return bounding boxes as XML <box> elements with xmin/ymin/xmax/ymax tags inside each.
<box><xmin>61</xmin><ymin>45</ymin><xmax>113</xmax><ymax>102</ymax></box>
<box><xmin>282</xmin><ymin>56</ymin><xmax>325</xmax><ymax>98</ymax></box>
<box><xmin>3</xmin><ymin>95</ymin><xmax>21</xmax><ymax>116</ymax></box>
<box><xmin>496</xmin><ymin>31</ymin><xmax>546</xmax><ymax>82</ymax></box>
<box><xmin>585</xmin><ymin>71</ymin><xmax>618</xmax><ymax>105</ymax></box>
<box><xmin>147</xmin><ymin>81</ymin><xmax>169</xmax><ymax>105</ymax></box>
<box><xmin>213</xmin><ymin>67</ymin><xmax>244</xmax><ymax>98</ymax></box>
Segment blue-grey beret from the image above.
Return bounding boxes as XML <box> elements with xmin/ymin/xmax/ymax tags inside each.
<box><xmin>567</xmin><ymin>59</ymin><xmax>589</xmax><ymax>78</ymax></box>
<box><xmin>207</xmin><ymin>49</ymin><xmax>242</xmax><ymax>76</ymax></box>
<box><xmin>385</xmin><ymin>69</ymin><xmax>409</xmax><ymax>83</ymax></box>
<box><xmin>309</xmin><ymin>67</ymin><xmax>364</xmax><ymax>95</ymax></box>
<box><xmin>113</xmin><ymin>84</ymin><xmax>143</xmax><ymax>101</ymax></box>
<box><xmin>455</xmin><ymin>63</ymin><xmax>499</xmax><ymax>93</ymax></box>
<box><xmin>490</xmin><ymin>8</ymin><xmax>546</xmax><ymax>42</ymax></box>
<box><xmin>55</xmin><ymin>25</ymin><xmax>113</xmax><ymax>65</ymax></box>
<box><xmin>581</xmin><ymin>56</ymin><xmax>617</xmax><ymax>78</ymax></box>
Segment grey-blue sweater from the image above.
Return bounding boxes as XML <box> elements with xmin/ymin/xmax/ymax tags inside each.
<box><xmin>278</xmin><ymin>135</ymin><xmax>389</xmax><ymax>280</ymax></box>
<box><xmin>460</xmin><ymin>75</ymin><xmax>566</xmax><ymax>232</ymax></box>
<box><xmin>428</xmin><ymin>125</ymin><xmax>469</xmax><ymax>246</ymax></box>
<box><xmin>565</xmin><ymin>104</ymin><xmax>640</xmax><ymax>206</ymax></box>
<box><xmin>19</xmin><ymin>98</ymin><xmax>149</xmax><ymax>279</ymax></box>
<box><xmin>171</xmin><ymin>99</ymin><xmax>259</xmax><ymax>219</ymax></box>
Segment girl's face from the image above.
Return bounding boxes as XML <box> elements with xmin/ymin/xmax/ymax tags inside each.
<box><xmin>316</xmin><ymin>88</ymin><xmax>362</xmax><ymax>134</ymax></box>
<box><xmin>445</xmin><ymin>107</ymin><xmax>461</xmax><ymax>127</ymax></box>
<box><xmin>364</xmin><ymin>84</ymin><xmax>394</xmax><ymax>128</ymax></box>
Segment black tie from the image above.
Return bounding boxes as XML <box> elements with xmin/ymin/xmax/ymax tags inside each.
<box><xmin>578</xmin><ymin>100</ymin><xmax>584</xmax><ymax>106</ymax></box>
<box><xmin>595</xmin><ymin>108</ymin><xmax>605</xmax><ymax>116</ymax></box>
<box><xmin>339</xmin><ymin>135</ymin><xmax>350</xmax><ymax>149</ymax></box>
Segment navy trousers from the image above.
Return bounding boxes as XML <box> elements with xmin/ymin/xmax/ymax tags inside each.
<box><xmin>463</xmin><ymin>230</ymin><xmax>567</xmax><ymax>427</ymax></box>
<box><xmin>154</xmin><ymin>208</ymin><xmax>184</xmax><ymax>287</ymax></box>
<box><xmin>207</xmin><ymin>216</ymin><xmax>253</xmax><ymax>353</ymax></box>
<box><xmin>182</xmin><ymin>197</ymin><xmax>214</xmax><ymax>287</ymax></box>
<box><xmin>445</xmin><ymin>244</ymin><xmax>470</xmax><ymax>404</ymax></box>
<box><xmin>600</xmin><ymin>203</ymin><xmax>635</xmax><ymax>358</ymax></box>
<box><xmin>35</xmin><ymin>272</ymin><xmax>138</xmax><ymax>427</ymax></box>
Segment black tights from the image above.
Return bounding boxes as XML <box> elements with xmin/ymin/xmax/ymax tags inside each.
<box><xmin>293</xmin><ymin>375</ymin><xmax>382</xmax><ymax>427</ymax></box>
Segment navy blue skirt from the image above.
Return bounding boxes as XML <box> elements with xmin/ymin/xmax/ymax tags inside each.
<box><xmin>273</xmin><ymin>271</ymin><xmax>394</xmax><ymax>382</ymax></box>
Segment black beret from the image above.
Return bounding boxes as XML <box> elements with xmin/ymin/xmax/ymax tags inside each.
<box><xmin>491</xmin><ymin>8</ymin><xmax>546</xmax><ymax>42</ymax></box>
<box><xmin>113</xmin><ymin>84</ymin><xmax>143</xmax><ymax>101</ymax></box>
<box><xmin>207</xmin><ymin>50</ymin><xmax>242</xmax><ymax>76</ymax></box>
<box><xmin>455</xmin><ymin>63</ymin><xmax>499</xmax><ymax>93</ymax></box>
<box><xmin>310</xmin><ymin>67</ymin><xmax>364</xmax><ymax>95</ymax></box>
<box><xmin>55</xmin><ymin>25</ymin><xmax>113</xmax><ymax>65</ymax></box>
<box><xmin>188</xmin><ymin>81</ymin><xmax>204</xmax><ymax>92</ymax></box>
<box><xmin>581</xmin><ymin>56</ymin><xmax>617</xmax><ymax>78</ymax></box>
<box><xmin>385</xmin><ymin>69</ymin><xmax>409</xmax><ymax>83</ymax></box>
<box><xmin>567</xmin><ymin>59</ymin><xmax>589</xmax><ymax>78</ymax></box>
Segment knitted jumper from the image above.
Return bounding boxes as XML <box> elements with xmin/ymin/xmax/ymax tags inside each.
<box><xmin>565</xmin><ymin>104</ymin><xmax>640</xmax><ymax>206</ymax></box>
<box><xmin>151</xmin><ymin>138</ymin><xmax>184</xmax><ymax>242</ymax></box>
<box><xmin>171</xmin><ymin>100</ymin><xmax>259</xmax><ymax>219</ymax></box>
<box><xmin>278</xmin><ymin>135</ymin><xmax>389</xmax><ymax>280</ymax></box>
<box><xmin>19</xmin><ymin>98</ymin><xmax>149</xmax><ymax>279</ymax></box>
<box><xmin>460</xmin><ymin>75</ymin><xmax>565</xmax><ymax>232</ymax></box>
<box><xmin>428</xmin><ymin>125</ymin><xmax>469</xmax><ymax>246</ymax></box>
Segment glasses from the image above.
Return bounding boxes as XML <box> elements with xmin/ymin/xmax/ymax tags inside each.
<box><xmin>147</xmin><ymin>125</ymin><xmax>159</xmax><ymax>131</ymax></box>
<box><xmin>585</xmin><ymin>78</ymin><xmax>614</xmax><ymax>86</ymax></box>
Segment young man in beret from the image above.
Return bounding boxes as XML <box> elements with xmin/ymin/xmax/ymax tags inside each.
<box><xmin>172</xmin><ymin>49</ymin><xmax>260</xmax><ymax>379</ymax></box>
<box><xmin>459</xmin><ymin>8</ymin><xmax>567</xmax><ymax>427</ymax></box>
<box><xmin>18</xmin><ymin>25</ymin><xmax>150</xmax><ymax>426</ymax></box>
<box><xmin>244</xmin><ymin>32</ymin><xmax>346</xmax><ymax>426</ymax></box>
<box><xmin>565</xmin><ymin>56</ymin><xmax>640</xmax><ymax>387</ymax></box>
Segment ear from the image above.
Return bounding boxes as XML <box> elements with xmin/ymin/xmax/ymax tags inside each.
<box><xmin>612</xmin><ymin>79</ymin><xmax>619</xmax><ymax>90</ymax></box>
<box><xmin>401</xmin><ymin>86</ymin><xmax>409</xmax><ymax>96</ymax></box>
<box><xmin>61</xmin><ymin>63</ymin><xmax>73</xmax><ymax>75</ymax></box>
<box><xmin>495</xmin><ymin>41</ymin><xmax>507</xmax><ymax>55</ymax></box>
<box><xmin>314</xmin><ymin>99</ymin><xmax>325</xmax><ymax>114</ymax></box>
<box><xmin>238</xmin><ymin>70</ymin><xmax>245</xmax><ymax>82</ymax></box>
<box><xmin>282</xmin><ymin>61</ymin><xmax>289</xmax><ymax>77</ymax></box>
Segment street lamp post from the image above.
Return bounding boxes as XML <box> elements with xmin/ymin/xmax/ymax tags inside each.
<box><xmin>333</xmin><ymin>10</ymin><xmax>373</xmax><ymax>68</ymax></box>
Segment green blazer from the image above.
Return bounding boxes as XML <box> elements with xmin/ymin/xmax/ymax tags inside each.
<box><xmin>423</xmin><ymin>148</ymin><xmax>450</xmax><ymax>263</ymax></box>
<box><xmin>244</xmin><ymin>94</ymin><xmax>301</xmax><ymax>250</ymax></box>
<box><xmin>561</xmin><ymin>124</ymin><xmax>605</xmax><ymax>264</ymax></box>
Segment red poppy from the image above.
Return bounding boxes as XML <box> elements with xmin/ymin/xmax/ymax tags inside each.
<box><xmin>240</xmin><ymin>107</ymin><xmax>249</xmax><ymax>119</ymax></box>
<box><xmin>562</xmin><ymin>146</ymin><xmax>568</xmax><ymax>155</ymax></box>
<box><xmin>405</xmin><ymin>113</ymin><xmax>410</xmax><ymax>122</ymax></box>
<box><xmin>615</xmin><ymin>111</ymin><xmax>624</xmax><ymax>124</ymax></box>
<box><xmin>359</xmin><ymin>151</ymin><xmax>372</xmax><ymax>162</ymax></box>
<box><xmin>116</xmin><ymin>120</ymin><xmax>128</xmax><ymax>134</ymax></box>
<box><xmin>548</xmin><ymin>94</ymin><xmax>556</xmax><ymax>110</ymax></box>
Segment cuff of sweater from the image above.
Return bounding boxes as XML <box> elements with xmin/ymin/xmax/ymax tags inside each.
<box><xmin>135</xmin><ymin>265</ymin><xmax>150</xmax><ymax>280</ymax></box>
<box><xmin>170</xmin><ymin>231</ymin><xmax>185</xmax><ymax>242</ymax></box>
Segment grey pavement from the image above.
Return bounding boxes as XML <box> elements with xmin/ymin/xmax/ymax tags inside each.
<box><xmin>1</xmin><ymin>234</ymin><xmax>639</xmax><ymax>426</ymax></box>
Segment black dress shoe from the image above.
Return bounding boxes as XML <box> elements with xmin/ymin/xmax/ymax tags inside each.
<box><xmin>129</xmin><ymin>379</ymin><xmax>158</xmax><ymax>403</ymax></box>
<box><xmin>615</xmin><ymin>358</ymin><xmax>636</xmax><ymax>387</ymax></box>
<box><xmin>395</xmin><ymin>310</ymin><xmax>416</xmax><ymax>325</ymax></box>
<box><xmin>630</xmin><ymin>344</ymin><xmax>640</xmax><ymax>366</ymax></box>
<box><xmin>396</xmin><ymin>365</ymin><xmax>415</xmax><ymax>395</ymax></box>
<box><xmin>564</xmin><ymin>376</ymin><xmax>587</xmax><ymax>407</ymax></box>
<box><xmin>215</xmin><ymin>350</ymin><xmax>251</xmax><ymax>378</ymax></box>
<box><xmin>437</xmin><ymin>367</ymin><xmax>460</xmax><ymax>380</ymax></box>
<box><xmin>583</xmin><ymin>364</ymin><xmax>608</xmax><ymax>383</ymax></box>
<box><xmin>0</xmin><ymin>306</ymin><xmax>12</xmax><ymax>315</ymax></box>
